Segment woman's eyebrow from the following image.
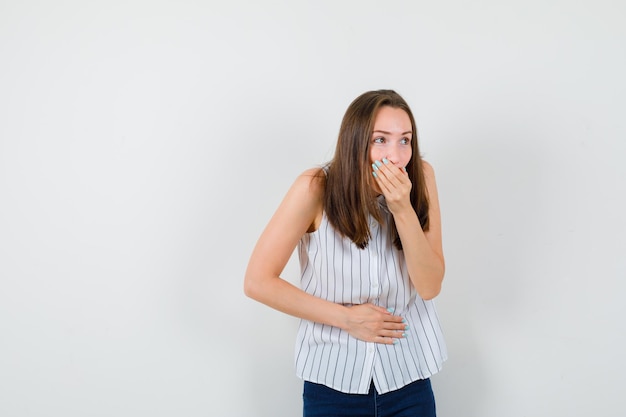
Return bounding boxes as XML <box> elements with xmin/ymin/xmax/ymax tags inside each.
<box><xmin>372</xmin><ymin>130</ymin><xmax>412</xmax><ymax>135</ymax></box>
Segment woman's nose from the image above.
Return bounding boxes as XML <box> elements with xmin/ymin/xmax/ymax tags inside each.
<box><xmin>386</xmin><ymin>150</ymin><xmax>399</xmax><ymax>165</ymax></box>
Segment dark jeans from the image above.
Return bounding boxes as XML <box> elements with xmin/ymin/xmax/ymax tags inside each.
<box><xmin>303</xmin><ymin>378</ymin><xmax>436</xmax><ymax>417</ymax></box>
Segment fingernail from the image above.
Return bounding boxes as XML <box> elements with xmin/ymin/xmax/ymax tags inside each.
<box><xmin>371</xmin><ymin>163</ymin><xmax>379</xmax><ymax>171</ymax></box>
<box><xmin>372</xmin><ymin>171</ymin><xmax>377</xmax><ymax>178</ymax></box>
<box><xmin>393</xmin><ymin>339</ymin><xmax>399</xmax><ymax>345</ymax></box>
<box><xmin>405</xmin><ymin>325</ymin><xmax>410</xmax><ymax>330</ymax></box>
<box><xmin>402</xmin><ymin>333</ymin><xmax>407</xmax><ymax>338</ymax></box>
<box><xmin>383</xmin><ymin>158</ymin><xmax>389</xmax><ymax>164</ymax></box>
<box><xmin>402</xmin><ymin>318</ymin><xmax>406</xmax><ymax>323</ymax></box>
<box><xmin>374</xmin><ymin>160</ymin><xmax>383</xmax><ymax>167</ymax></box>
<box><xmin>386</xmin><ymin>307</ymin><xmax>395</xmax><ymax>313</ymax></box>
<box><xmin>402</xmin><ymin>167</ymin><xmax>407</xmax><ymax>172</ymax></box>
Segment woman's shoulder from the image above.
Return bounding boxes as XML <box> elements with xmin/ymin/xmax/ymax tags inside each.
<box><xmin>291</xmin><ymin>167</ymin><xmax>325</xmax><ymax>232</ymax></box>
<box><xmin>300</xmin><ymin>166</ymin><xmax>327</xmax><ymax>179</ymax></box>
<box><xmin>292</xmin><ymin>167</ymin><xmax>326</xmax><ymax>197</ymax></box>
<box><xmin>421</xmin><ymin>159</ymin><xmax>437</xmax><ymax>183</ymax></box>
<box><xmin>421</xmin><ymin>159</ymin><xmax>434</xmax><ymax>174</ymax></box>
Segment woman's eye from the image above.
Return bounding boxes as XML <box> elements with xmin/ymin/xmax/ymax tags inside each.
<box><xmin>401</xmin><ymin>138</ymin><xmax>410</xmax><ymax>145</ymax></box>
<box><xmin>373</xmin><ymin>137</ymin><xmax>385</xmax><ymax>144</ymax></box>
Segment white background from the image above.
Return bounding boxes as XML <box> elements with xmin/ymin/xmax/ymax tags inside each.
<box><xmin>1</xmin><ymin>1</ymin><xmax>625</xmax><ymax>416</ymax></box>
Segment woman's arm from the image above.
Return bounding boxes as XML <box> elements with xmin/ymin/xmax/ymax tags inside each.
<box><xmin>373</xmin><ymin>160</ymin><xmax>445</xmax><ymax>300</ymax></box>
<box><xmin>244</xmin><ymin>168</ymin><xmax>406</xmax><ymax>344</ymax></box>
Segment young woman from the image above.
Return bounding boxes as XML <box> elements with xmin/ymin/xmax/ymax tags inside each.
<box><xmin>244</xmin><ymin>90</ymin><xmax>447</xmax><ymax>417</ymax></box>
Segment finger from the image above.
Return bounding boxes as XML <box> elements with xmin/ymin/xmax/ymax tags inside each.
<box><xmin>369</xmin><ymin>304</ymin><xmax>389</xmax><ymax>312</ymax></box>
<box><xmin>373</xmin><ymin>170</ymin><xmax>395</xmax><ymax>196</ymax></box>
<box><xmin>370</xmin><ymin>306</ymin><xmax>405</xmax><ymax>323</ymax></box>
<box><xmin>373</xmin><ymin>162</ymin><xmax>396</xmax><ymax>184</ymax></box>
<box><xmin>363</xmin><ymin>303</ymin><xmax>404</xmax><ymax>322</ymax></box>
<box><xmin>382</xmin><ymin>315</ymin><xmax>405</xmax><ymax>324</ymax></box>
<box><xmin>382</xmin><ymin>316</ymin><xmax>408</xmax><ymax>326</ymax></box>
<box><xmin>378</xmin><ymin>159</ymin><xmax>405</xmax><ymax>181</ymax></box>
<box><xmin>387</xmin><ymin>322</ymin><xmax>409</xmax><ymax>332</ymax></box>
<box><xmin>366</xmin><ymin>304</ymin><xmax>400</xmax><ymax>315</ymax></box>
<box><xmin>383</xmin><ymin>320</ymin><xmax>407</xmax><ymax>334</ymax></box>
<box><xmin>375</xmin><ymin>336</ymin><xmax>399</xmax><ymax>345</ymax></box>
<box><xmin>373</xmin><ymin>162</ymin><xmax>408</xmax><ymax>195</ymax></box>
<box><xmin>380</xmin><ymin>327</ymin><xmax>407</xmax><ymax>337</ymax></box>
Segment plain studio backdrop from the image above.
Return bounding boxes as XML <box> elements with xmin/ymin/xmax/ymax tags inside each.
<box><xmin>1</xmin><ymin>1</ymin><xmax>625</xmax><ymax>416</ymax></box>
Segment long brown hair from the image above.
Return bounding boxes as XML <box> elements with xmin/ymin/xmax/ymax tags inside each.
<box><xmin>324</xmin><ymin>90</ymin><xmax>429</xmax><ymax>249</ymax></box>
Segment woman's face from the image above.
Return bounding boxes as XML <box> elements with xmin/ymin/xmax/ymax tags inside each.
<box><xmin>369</xmin><ymin>106</ymin><xmax>413</xmax><ymax>170</ymax></box>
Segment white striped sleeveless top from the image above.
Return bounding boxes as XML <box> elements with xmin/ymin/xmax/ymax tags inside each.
<box><xmin>295</xmin><ymin>196</ymin><xmax>447</xmax><ymax>394</ymax></box>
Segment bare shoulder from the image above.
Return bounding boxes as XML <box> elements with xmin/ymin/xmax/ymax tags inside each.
<box><xmin>265</xmin><ymin>167</ymin><xmax>325</xmax><ymax>236</ymax></box>
<box><xmin>298</xmin><ymin>167</ymin><xmax>325</xmax><ymax>189</ymax></box>
<box><xmin>247</xmin><ymin>168</ymin><xmax>326</xmax><ymax>279</ymax></box>
<box><xmin>292</xmin><ymin>167</ymin><xmax>325</xmax><ymax>232</ymax></box>
<box><xmin>421</xmin><ymin>159</ymin><xmax>436</xmax><ymax>180</ymax></box>
<box><xmin>421</xmin><ymin>160</ymin><xmax>440</xmax><ymax>207</ymax></box>
<box><xmin>289</xmin><ymin>167</ymin><xmax>325</xmax><ymax>202</ymax></box>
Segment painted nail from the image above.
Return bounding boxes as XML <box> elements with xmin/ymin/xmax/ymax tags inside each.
<box><xmin>405</xmin><ymin>325</ymin><xmax>410</xmax><ymax>330</ymax></box>
<box><xmin>372</xmin><ymin>171</ymin><xmax>378</xmax><ymax>178</ymax></box>
<box><xmin>383</xmin><ymin>158</ymin><xmax>390</xmax><ymax>164</ymax></box>
<box><xmin>402</xmin><ymin>167</ymin><xmax>407</xmax><ymax>172</ymax></box>
<box><xmin>374</xmin><ymin>160</ymin><xmax>383</xmax><ymax>167</ymax></box>
<box><xmin>402</xmin><ymin>333</ymin><xmax>407</xmax><ymax>338</ymax></box>
<box><xmin>386</xmin><ymin>307</ymin><xmax>395</xmax><ymax>313</ymax></box>
<box><xmin>393</xmin><ymin>339</ymin><xmax>399</xmax><ymax>345</ymax></box>
<box><xmin>371</xmin><ymin>163</ymin><xmax>379</xmax><ymax>171</ymax></box>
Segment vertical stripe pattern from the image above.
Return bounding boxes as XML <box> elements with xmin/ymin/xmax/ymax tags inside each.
<box><xmin>295</xmin><ymin>198</ymin><xmax>447</xmax><ymax>395</ymax></box>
